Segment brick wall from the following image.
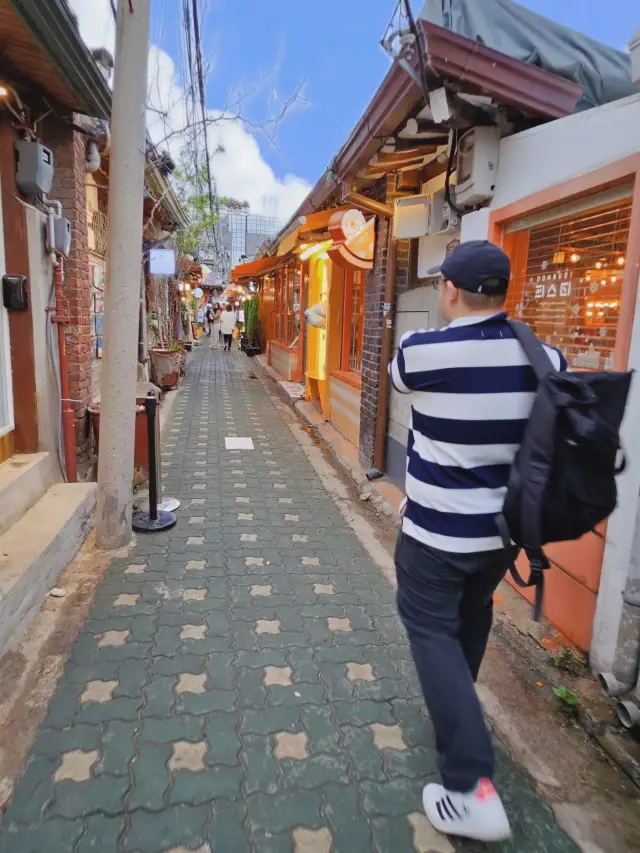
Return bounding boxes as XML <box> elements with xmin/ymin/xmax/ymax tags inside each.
<box><xmin>45</xmin><ymin>119</ymin><xmax>92</xmax><ymax>462</ymax></box>
<box><xmin>358</xmin><ymin>177</ymin><xmax>389</xmax><ymax>468</ymax></box>
<box><xmin>358</xmin><ymin>174</ymin><xmax>415</xmax><ymax>469</ymax></box>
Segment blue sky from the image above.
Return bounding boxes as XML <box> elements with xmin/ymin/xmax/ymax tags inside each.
<box><xmin>150</xmin><ymin>0</ymin><xmax>635</xmax><ymax>195</ymax></box>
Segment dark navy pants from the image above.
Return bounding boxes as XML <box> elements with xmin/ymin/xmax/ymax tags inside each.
<box><xmin>395</xmin><ymin>531</ymin><xmax>513</xmax><ymax>793</ymax></box>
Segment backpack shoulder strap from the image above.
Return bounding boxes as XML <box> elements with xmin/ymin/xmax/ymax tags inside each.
<box><xmin>507</xmin><ymin>319</ymin><xmax>556</xmax><ymax>380</ymax></box>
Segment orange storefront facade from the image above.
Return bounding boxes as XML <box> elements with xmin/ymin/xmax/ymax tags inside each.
<box><xmin>490</xmin><ymin>154</ymin><xmax>640</xmax><ymax>651</ymax></box>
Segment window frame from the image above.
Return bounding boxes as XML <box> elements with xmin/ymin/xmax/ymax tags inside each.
<box><xmin>273</xmin><ymin>264</ymin><xmax>300</xmax><ymax>348</ymax></box>
<box><xmin>340</xmin><ymin>269</ymin><xmax>365</xmax><ymax>373</ymax></box>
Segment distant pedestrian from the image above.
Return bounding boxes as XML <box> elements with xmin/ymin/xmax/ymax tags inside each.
<box><xmin>389</xmin><ymin>241</ymin><xmax>567</xmax><ymax>843</ymax></box>
<box><xmin>210</xmin><ymin>303</ymin><xmax>222</xmax><ymax>349</ymax></box>
<box><xmin>205</xmin><ymin>302</ymin><xmax>214</xmax><ymax>337</ymax></box>
<box><xmin>220</xmin><ymin>303</ymin><xmax>235</xmax><ymax>351</ymax></box>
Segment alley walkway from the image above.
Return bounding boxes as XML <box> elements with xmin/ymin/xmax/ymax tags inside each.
<box><xmin>0</xmin><ymin>349</ymin><xmax>579</xmax><ymax>853</ymax></box>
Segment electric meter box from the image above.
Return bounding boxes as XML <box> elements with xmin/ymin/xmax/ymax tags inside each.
<box><xmin>52</xmin><ymin>217</ymin><xmax>72</xmax><ymax>257</ymax></box>
<box><xmin>393</xmin><ymin>194</ymin><xmax>431</xmax><ymax>239</ymax></box>
<box><xmin>15</xmin><ymin>140</ymin><xmax>54</xmax><ymax>196</ymax></box>
<box><xmin>428</xmin><ymin>188</ymin><xmax>460</xmax><ymax>235</ymax></box>
<box><xmin>455</xmin><ymin>126</ymin><xmax>501</xmax><ymax>208</ymax></box>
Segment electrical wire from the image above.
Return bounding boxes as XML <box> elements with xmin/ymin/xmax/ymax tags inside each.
<box><xmin>191</xmin><ymin>0</ymin><xmax>216</xmax><ymax>223</ymax></box>
<box><xmin>444</xmin><ymin>128</ymin><xmax>465</xmax><ymax>216</ymax></box>
<box><xmin>402</xmin><ymin>0</ymin><xmax>430</xmax><ymax>104</ymax></box>
<box><xmin>45</xmin><ymin>272</ymin><xmax>67</xmax><ymax>482</ymax></box>
<box><xmin>403</xmin><ymin>0</ymin><xmax>465</xmax><ymax>216</ymax></box>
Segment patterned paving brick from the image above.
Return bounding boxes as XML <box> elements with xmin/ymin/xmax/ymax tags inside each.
<box><xmin>0</xmin><ymin>349</ymin><xmax>579</xmax><ymax>853</ymax></box>
<box><xmin>54</xmin><ymin>749</ymin><xmax>98</xmax><ymax>782</ymax></box>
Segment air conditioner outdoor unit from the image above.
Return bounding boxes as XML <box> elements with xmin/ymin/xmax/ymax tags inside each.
<box><xmin>455</xmin><ymin>126</ymin><xmax>501</xmax><ymax>207</ymax></box>
<box><xmin>427</xmin><ymin>188</ymin><xmax>460</xmax><ymax>235</ymax></box>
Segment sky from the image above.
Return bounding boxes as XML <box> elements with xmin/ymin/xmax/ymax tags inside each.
<box><xmin>69</xmin><ymin>0</ymin><xmax>636</xmax><ymax>221</ymax></box>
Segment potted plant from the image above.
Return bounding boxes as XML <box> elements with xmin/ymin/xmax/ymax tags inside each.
<box><xmin>147</xmin><ymin>277</ymin><xmax>183</xmax><ymax>389</ymax></box>
<box><xmin>244</xmin><ymin>296</ymin><xmax>261</xmax><ymax>357</ymax></box>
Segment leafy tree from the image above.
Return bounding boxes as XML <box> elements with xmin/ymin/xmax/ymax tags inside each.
<box><xmin>172</xmin><ymin>150</ymin><xmax>249</xmax><ymax>257</ymax></box>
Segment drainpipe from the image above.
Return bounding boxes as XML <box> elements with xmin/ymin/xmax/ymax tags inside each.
<box><xmin>616</xmin><ymin>658</ymin><xmax>640</xmax><ymax>729</ymax></box>
<box><xmin>49</xmin><ymin>254</ymin><xmax>77</xmax><ymax>483</ymax></box>
<box><xmin>342</xmin><ymin>181</ymin><xmax>394</xmax><ymax>220</ymax></box>
<box><xmin>598</xmin><ymin>496</ymin><xmax>640</xmax><ymax>700</ymax></box>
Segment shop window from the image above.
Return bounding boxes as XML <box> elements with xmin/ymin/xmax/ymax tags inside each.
<box><xmin>341</xmin><ymin>270</ymin><xmax>365</xmax><ymax>373</ymax></box>
<box><xmin>273</xmin><ymin>265</ymin><xmax>300</xmax><ymax>347</ymax></box>
<box><xmin>504</xmin><ymin>197</ymin><xmax>632</xmax><ymax>371</ymax></box>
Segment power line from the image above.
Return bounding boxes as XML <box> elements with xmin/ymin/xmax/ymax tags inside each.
<box><xmin>191</xmin><ymin>0</ymin><xmax>216</xmax><ymax>221</ymax></box>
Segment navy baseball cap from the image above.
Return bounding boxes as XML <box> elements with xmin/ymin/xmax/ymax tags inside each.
<box><xmin>430</xmin><ymin>240</ymin><xmax>511</xmax><ymax>294</ymax></box>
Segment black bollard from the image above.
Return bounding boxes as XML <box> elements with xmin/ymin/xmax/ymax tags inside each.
<box><xmin>132</xmin><ymin>392</ymin><xmax>177</xmax><ymax>533</ymax></box>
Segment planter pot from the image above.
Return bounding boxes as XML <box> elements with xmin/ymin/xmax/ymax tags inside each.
<box><xmin>89</xmin><ymin>403</ymin><xmax>151</xmax><ymax>485</ymax></box>
<box><xmin>150</xmin><ymin>347</ymin><xmax>182</xmax><ymax>389</ymax></box>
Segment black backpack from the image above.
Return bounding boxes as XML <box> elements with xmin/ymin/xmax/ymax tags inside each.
<box><xmin>496</xmin><ymin>320</ymin><xmax>633</xmax><ymax>619</ymax></box>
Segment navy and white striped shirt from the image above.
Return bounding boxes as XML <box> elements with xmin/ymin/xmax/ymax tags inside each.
<box><xmin>390</xmin><ymin>312</ymin><xmax>567</xmax><ymax>554</ymax></box>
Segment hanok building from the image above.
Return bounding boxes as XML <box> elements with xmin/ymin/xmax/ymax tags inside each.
<box><xmin>232</xmin><ymin>0</ymin><xmax>640</xmax><ymax>688</ymax></box>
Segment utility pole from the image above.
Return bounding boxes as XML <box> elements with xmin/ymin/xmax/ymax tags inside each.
<box><xmin>96</xmin><ymin>0</ymin><xmax>150</xmax><ymax>548</ymax></box>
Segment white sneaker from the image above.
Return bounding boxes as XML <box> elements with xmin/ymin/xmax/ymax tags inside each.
<box><xmin>423</xmin><ymin>779</ymin><xmax>511</xmax><ymax>842</ymax></box>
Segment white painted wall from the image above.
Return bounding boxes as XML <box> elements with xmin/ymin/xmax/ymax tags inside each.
<box><xmin>491</xmin><ymin>93</ymin><xmax>640</xmax><ymax>210</ymax></box>
<box><xmin>388</xmin><ymin>284</ymin><xmax>440</xmax><ymax>447</ymax></box>
<box><xmin>26</xmin><ymin>207</ymin><xmax>62</xmax><ymax>475</ymax></box>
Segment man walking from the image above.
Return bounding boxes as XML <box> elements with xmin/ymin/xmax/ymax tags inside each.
<box><xmin>390</xmin><ymin>241</ymin><xmax>566</xmax><ymax>842</ymax></box>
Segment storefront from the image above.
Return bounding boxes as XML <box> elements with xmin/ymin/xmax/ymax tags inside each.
<box><xmin>269</xmin><ymin>261</ymin><xmax>303</xmax><ymax>381</ymax></box>
<box><xmin>490</xmin><ymin>154</ymin><xmax>640</xmax><ymax>651</ymax></box>
<box><xmin>232</xmin><ymin>207</ymin><xmax>373</xmax><ymax>446</ymax></box>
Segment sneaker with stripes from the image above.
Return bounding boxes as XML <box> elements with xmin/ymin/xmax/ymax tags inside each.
<box><xmin>423</xmin><ymin>778</ymin><xmax>511</xmax><ymax>842</ymax></box>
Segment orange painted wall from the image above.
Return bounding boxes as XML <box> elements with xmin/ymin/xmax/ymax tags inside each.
<box><xmin>490</xmin><ymin>154</ymin><xmax>640</xmax><ymax>651</ymax></box>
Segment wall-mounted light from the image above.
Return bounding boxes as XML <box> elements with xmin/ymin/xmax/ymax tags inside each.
<box><xmin>299</xmin><ymin>240</ymin><xmax>332</xmax><ymax>262</ymax></box>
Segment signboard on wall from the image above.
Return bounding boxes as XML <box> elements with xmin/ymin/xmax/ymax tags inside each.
<box><xmin>530</xmin><ymin>269</ymin><xmax>573</xmax><ymax>300</ymax></box>
<box><xmin>149</xmin><ymin>248</ymin><xmax>176</xmax><ymax>276</ymax></box>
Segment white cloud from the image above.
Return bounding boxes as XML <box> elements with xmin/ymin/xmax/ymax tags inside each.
<box><xmin>67</xmin><ymin>0</ymin><xmax>311</xmax><ymax>220</ymax></box>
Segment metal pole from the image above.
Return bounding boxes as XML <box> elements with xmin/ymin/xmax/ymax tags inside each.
<box><xmin>96</xmin><ymin>0</ymin><xmax>151</xmax><ymax>548</ymax></box>
<box><xmin>146</xmin><ymin>395</ymin><xmax>158</xmax><ymax>521</ymax></box>
<box><xmin>132</xmin><ymin>392</ymin><xmax>176</xmax><ymax>532</ymax></box>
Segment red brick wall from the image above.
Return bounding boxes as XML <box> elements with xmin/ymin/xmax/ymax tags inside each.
<box><xmin>44</xmin><ymin>119</ymin><xmax>92</xmax><ymax>457</ymax></box>
<box><xmin>358</xmin><ymin>174</ymin><xmax>414</xmax><ymax>469</ymax></box>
